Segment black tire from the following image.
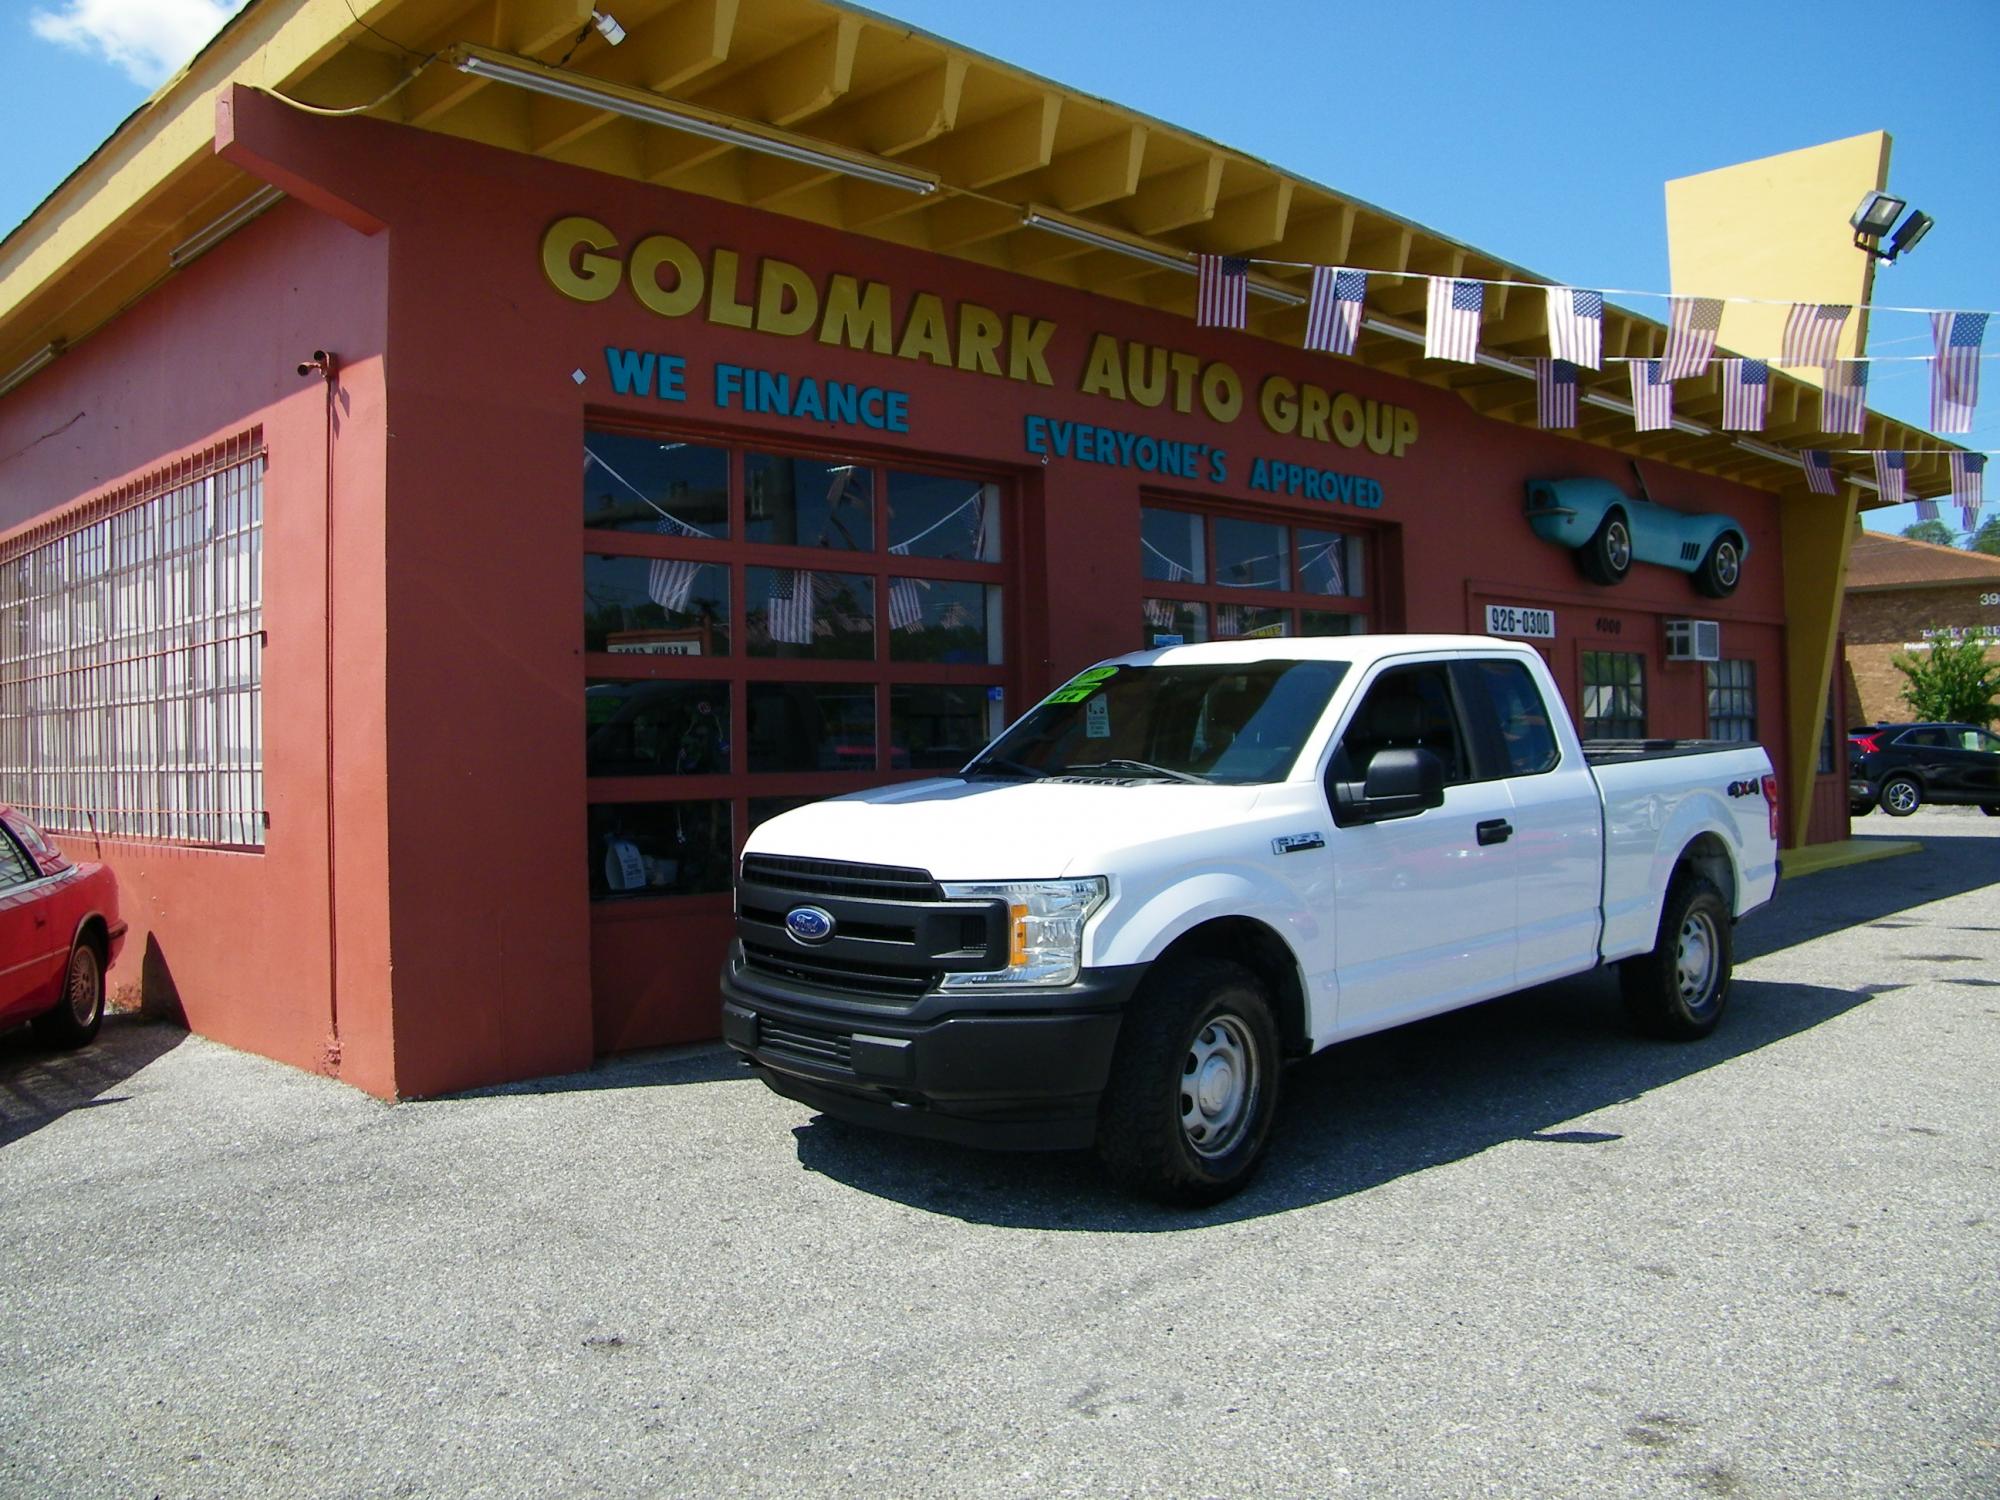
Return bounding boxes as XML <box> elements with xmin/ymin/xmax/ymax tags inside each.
<box><xmin>1095</xmin><ymin>958</ymin><xmax>1281</xmax><ymax>1206</ymax></box>
<box><xmin>1849</xmin><ymin>801</ymin><xmax>1874</xmax><ymax>817</ymax></box>
<box><xmin>1693</xmin><ymin>534</ymin><xmax>1743</xmax><ymax>598</ymax></box>
<box><xmin>32</xmin><ymin>939</ymin><xmax>105</xmax><ymax>1049</ymax></box>
<box><xmin>1577</xmin><ymin>511</ymin><xmax>1632</xmax><ymax>587</ymax></box>
<box><xmin>1879</xmin><ymin>776</ymin><xmax>1922</xmax><ymax>817</ymax></box>
<box><xmin>1620</xmin><ymin>876</ymin><xmax>1732</xmax><ymax>1040</ymax></box>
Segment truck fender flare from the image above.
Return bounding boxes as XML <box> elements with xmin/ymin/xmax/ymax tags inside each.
<box><xmin>1093</xmin><ymin>868</ymin><xmax>1317</xmax><ymax>974</ymax></box>
<box><xmin>1631</xmin><ymin>806</ymin><xmax>1745</xmax><ymax>947</ymax></box>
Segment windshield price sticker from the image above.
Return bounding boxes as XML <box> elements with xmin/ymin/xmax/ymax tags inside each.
<box><xmin>1485</xmin><ymin>604</ymin><xmax>1556</xmax><ymax>640</ymax></box>
<box><xmin>1085</xmin><ymin>697</ymin><xmax>1112</xmax><ymax>739</ymax></box>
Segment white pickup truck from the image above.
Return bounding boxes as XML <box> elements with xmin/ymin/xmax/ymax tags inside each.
<box><xmin>721</xmin><ymin>635</ymin><xmax>1780</xmax><ymax>1204</ymax></box>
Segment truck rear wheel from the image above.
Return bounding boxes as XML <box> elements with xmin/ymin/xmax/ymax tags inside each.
<box><xmin>1095</xmin><ymin>959</ymin><xmax>1281</xmax><ymax>1206</ymax></box>
<box><xmin>1620</xmin><ymin>876</ymin><xmax>1732</xmax><ymax>1040</ymax></box>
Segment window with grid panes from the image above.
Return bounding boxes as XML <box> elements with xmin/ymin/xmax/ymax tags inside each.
<box><xmin>582</xmin><ymin>427</ymin><xmax>1009</xmax><ymax>902</ymax></box>
<box><xmin>1705</xmin><ymin>659</ymin><xmax>1757</xmax><ymax>742</ymax></box>
<box><xmin>1139</xmin><ymin>504</ymin><xmax>1369</xmax><ymax>646</ymax></box>
<box><xmin>1580</xmin><ymin>650</ymin><xmax>1646</xmax><ymax>740</ymax></box>
<box><xmin>0</xmin><ymin>436</ymin><xmax>264</xmax><ymax>848</ymax></box>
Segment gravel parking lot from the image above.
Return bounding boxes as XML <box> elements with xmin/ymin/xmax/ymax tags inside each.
<box><xmin>3</xmin><ymin>807</ymin><xmax>1997</xmax><ymax>1498</ymax></box>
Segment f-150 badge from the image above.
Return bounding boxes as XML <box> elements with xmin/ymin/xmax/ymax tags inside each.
<box><xmin>1271</xmin><ymin>833</ymin><xmax>1326</xmax><ymax>855</ymax></box>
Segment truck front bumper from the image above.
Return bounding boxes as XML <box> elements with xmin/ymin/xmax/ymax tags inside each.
<box><xmin>720</xmin><ymin>943</ymin><xmax>1146</xmax><ymax>1150</ymax></box>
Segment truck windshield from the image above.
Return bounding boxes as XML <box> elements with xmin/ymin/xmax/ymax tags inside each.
<box><xmin>967</xmin><ymin>659</ymin><xmax>1350</xmax><ymax>785</ymax></box>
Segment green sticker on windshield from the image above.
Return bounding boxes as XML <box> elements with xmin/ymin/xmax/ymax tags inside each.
<box><xmin>1046</xmin><ymin>686</ymin><xmax>1097</xmax><ymax>704</ymax></box>
<box><xmin>1067</xmin><ymin>666</ymin><xmax>1119</xmax><ymax>686</ymax></box>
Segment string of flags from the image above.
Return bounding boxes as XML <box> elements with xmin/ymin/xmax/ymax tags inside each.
<box><xmin>1799</xmin><ymin>448</ymin><xmax>1985</xmax><ymax>512</ymax></box>
<box><xmin>1191</xmin><ymin>255</ymin><xmax>1990</xmax><ymax>440</ymax></box>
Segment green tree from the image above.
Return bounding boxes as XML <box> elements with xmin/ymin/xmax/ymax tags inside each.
<box><xmin>1972</xmin><ymin>514</ymin><xmax>2000</xmax><ymax>557</ymax></box>
<box><xmin>1893</xmin><ymin>637</ymin><xmax>2000</xmax><ymax>726</ymax></box>
<box><xmin>1901</xmin><ymin>518</ymin><xmax>1955</xmax><ymax>546</ymax></box>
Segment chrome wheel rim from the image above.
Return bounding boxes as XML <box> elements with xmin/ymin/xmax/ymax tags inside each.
<box><xmin>1676</xmin><ymin>909</ymin><xmax>1720</xmax><ymax>1013</ymax></box>
<box><xmin>1605</xmin><ymin>522</ymin><xmax>1631</xmax><ymax>571</ymax></box>
<box><xmin>1714</xmin><ymin>542</ymin><xmax>1740</xmax><ymax>587</ymax></box>
<box><xmin>1884</xmin><ymin>781</ymin><xmax>1919</xmax><ymax>814</ymax></box>
<box><xmin>67</xmin><ymin>947</ymin><xmax>100</xmax><ymax>1027</ymax></box>
<box><xmin>1181</xmin><ymin>1015</ymin><xmax>1258</xmax><ymax>1159</ymax></box>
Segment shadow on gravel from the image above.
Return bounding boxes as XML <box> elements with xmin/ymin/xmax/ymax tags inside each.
<box><xmin>448</xmin><ymin>1042</ymin><xmax>745</xmax><ymax>1099</ymax></box>
<box><xmin>1741</xmin><ymin>821</ymin><xmax>2000</xmax><ymax>962</ymax></box>
<box><xmin>790</xmin><ymin>972</ymin><xmax>1867</xmax><ymax>1231</ymax></box>
<box><xmin>0</xmin><ymin>1013</ymin><xmax>184</xmax><ymax>1148</ymax></box>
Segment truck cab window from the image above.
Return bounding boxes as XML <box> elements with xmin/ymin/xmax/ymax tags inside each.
<box><xmin>1336</xmin><ymin>665</ymin><xmax>1468</xmax><ymax>784</ymax></box>
<box><xmin>1470</xmin><ymin>659</ymin><xmax>1560</xmax><ymax>776</ymax></box>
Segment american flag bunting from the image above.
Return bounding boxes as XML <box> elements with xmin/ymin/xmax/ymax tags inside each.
<box><xmin>1780</xmin><ymin>303</ymin><xmax>1852</xmax><ymax>367</ymax></box>
<box><xmin>888</xmin><ymin>575</ymin><xmax>924</xmax><ymax>632</ymax></box>
<box><xmin>1627</xmin><ymin>359</ymin><xmax>1673</xmax><ymax>431</ymax></box>
<box><xmin>1721</xmin><ymin>359</ymin><xmax>1768</xmax><ymax>431</ymax></box>
<box><xmin>1931</xmin><ymin>311</ymin><xmax>1988</xmax><ymax>434</ymax></box>
<box><xmin>1951</xmin><ymin>452</ymin><xmax>1986</xmax><ymax>508</ymax></box>
<box><xmin>1534</xmin><ymin>358</ymin><xmax>1579</xmax><ymax>429</ymax></box>
<box><xmin>1914</xmin><ymin>499</ymin><xmax>1939</xmax><ymax>522</ymax></box>
<box><xmin>1822</xmin><ymin>360</ymin><xmax>1868</xmax><ymax>434</ymax></box>
<box><xmin>1546</xmin><ymin>287</ymin><xmax>1603</xmax><ymax>369</ymax></box>
<box><xmin>1304</xmin><ymin>267</ymin><xmax>1368</xmax><ymax>356</ymax></box>
<box><xmin>1661</xmin><ymin>296</ymin><xmax>1725</xmax><ymax>381</ymax></box>
<box><xmin>767</xmin><ymin>569</ymin><xmax>816</xmax><ymax>645</ymax></box>
<box><xmin>1964</xmin><ymin>506</ymin><xmax>1983</xmax><ymax>535</ymax></box>
<box><xmin>1425</xmin><ymin>277</ymin><xmax>1484</xmax><ymax>363</ymax></box>
<box><xmin>1801</xmin><ymin>450</ymin><xmax>1837</xmax><ymax>495</ymax></box>
<box><xmin>645</xmin><ymin>515</ymin><xmax>704</xmax><ymax>612</ymax></box>
<box><xmin>1145</xmin><ymin>598</ymin><xmax>1179</xmax><ymax>630</ymax></box>
<box><xmin>1871</xmin><ymin>450</ymin><xmax>1906</xmax><ymax>505</ymax></box>
<box><xmin>1196</xmin><ymin>255</ymin><xmax>1249</xmax><ymax>330</ymax></box>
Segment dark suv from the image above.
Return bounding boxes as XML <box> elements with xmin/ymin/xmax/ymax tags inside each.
<box><xmin>1849</xmin><ymin>722</ymin><xmax>2000</xmax><ymax>817</ymax></box>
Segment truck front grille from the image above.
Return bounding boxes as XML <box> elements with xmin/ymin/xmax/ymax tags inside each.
<box><xmin>758</xmin><ymin>1019</ymin><xmax>854</xmax><ymax>1072</ymax></box>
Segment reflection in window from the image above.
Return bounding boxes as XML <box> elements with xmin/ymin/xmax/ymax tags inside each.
<box><xmin>888</xmin><ymin>472</ymin><xmax>999</xmax><ymax>560</ymax></box>
<box><xmin>1705</xmin><ymin>659</ymin><xmax>1756</xmax><ymax>743</ymax></box>
<box><xmin>1213</xmin><ymin>518</ymin><xmax>1289</xmax><ymax>591</ymax></box>
<box><xmin>1141</xmin><ymin>507</ymin><xmax>1204</xmax><ymax>583</ymax></box>
<box><xmin>747</xmin><ymin>682</ymin><xmax>878</xmax><ymax>773</ymax></box>
<box><xmin>1300</xmin><ymin>611</ymin><xmax>1364</xmax><ymax>636</ymax></box>
<box><xmin>888</xmin><ymin>580</ymin><xmax>1001</xmax><ymax>664</ymax></box>
<box><xmin>588</xmin><ymin>800</ymin><xmax>732</xmax><ymax>900</ymax></box>
<box><xmin>892</xmin><ymin>684</ymin><xmax>990</xmax><ymax>769</ymax></box>
<box><xmin>585</xmin><ymin>679</ymin><xmax>729</xmax><ymax>777</ymax></box>
<box><xmin>1215</xmin><ymin>602</ymin><xmax>1288</xmax><ymax>639</ymax></box>
<box><xmin>1473</xmin><ymin>660</ymin><xmax>1560</xmax><ymax>776</ymax></box>
<box><xmin>1296</xmin><ymin>529</ymin><xmax>1363</xmax><ymax>598</ymax></box>
<box><xmin>745</xmin><ymin>454</ymin><xmax>872</xmax><ymax>549</ymax></box>
<box><xmin>1582</xmin><ymin>651</ymin><xmax>1646</xmax><ymax>739</ymax></box>
<box><xmin>584</xmin><ymin>433</ymin><xmax>728</xmax><ymax>538</ymax></box>
<box><xmin>746</xmin><ymin>568</ymin><xmax>873</xmax><ymax>658</ymax></box>
<box><xmin>1143</xmin><ymin>599</ymin><xmax>1208</xmax><ymax>646</ymax></box>
<box><xmin>584</xmin><ymin>556</ymin><xmax>730</xmax><ymax>656</ymax></box>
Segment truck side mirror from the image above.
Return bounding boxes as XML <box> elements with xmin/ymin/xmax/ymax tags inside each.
<box><xmin>1331</xmin><ymin>746</ymin><xmax>1447</xmax><ymax>825</ymax></box>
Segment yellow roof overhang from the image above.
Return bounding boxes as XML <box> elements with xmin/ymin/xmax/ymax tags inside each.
<box><xmin>0</xmin><ymin>0</ymin><xmax>1967</xmax><ymax>503</ymax></box>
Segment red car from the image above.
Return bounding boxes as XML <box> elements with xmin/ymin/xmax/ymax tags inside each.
<box><xmin>0</xmin><ymin>806</ymin><xmax>125</xmax><ymax>1048</ymax></box>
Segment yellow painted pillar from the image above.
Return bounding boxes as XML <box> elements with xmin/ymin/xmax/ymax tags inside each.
<box><xmin>1779</xmin><ymin>482</ymin><xmax>1860</xmax><ymax>847</ymax></box>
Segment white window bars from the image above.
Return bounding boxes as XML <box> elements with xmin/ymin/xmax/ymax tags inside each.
<box><xmin>0</xmin><ymin>436</ymin><xmax>265</xmax><ymax>848</ymax></box>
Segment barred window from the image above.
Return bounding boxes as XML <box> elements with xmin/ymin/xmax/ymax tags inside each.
<box><xmin>1706</xmin><ymin>659</ymin><xmax>1757</xmax><ymax>743</ymax></box>
<box><xmin>0</xmin><ymin>436</ymin><xmax>265</xmax><ymax>848</ymax></box>
<box><xmin>1580</xmin><ymin>650</ymin><xmax>1646</xmax><ymax>740</ymax></box>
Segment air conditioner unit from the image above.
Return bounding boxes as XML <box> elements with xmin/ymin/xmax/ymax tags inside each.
<box><xmin>1664</xmin><ymin>618</ymin><xmax>1721</xmax><ymax>662</ymax></box>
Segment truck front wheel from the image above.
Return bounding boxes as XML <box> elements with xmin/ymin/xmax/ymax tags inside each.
<box><xmin>1095</xmin><ymin>959</ymin><xmax>1281</xmax><ymax>1206</ymax></box>
<box><xmin>1620</xmin><ymin>876</ymin><xmax>1732</xmax><ymax>1040</ymax></box>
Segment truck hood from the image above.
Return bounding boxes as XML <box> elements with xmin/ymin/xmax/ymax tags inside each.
<box><xmin>742</xmin><ymin>776</ymin><xmax>1272</xmax><ymax>882</ymax></box>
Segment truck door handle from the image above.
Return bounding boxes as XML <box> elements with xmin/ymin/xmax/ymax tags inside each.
<box><xmin>1475</xmin><ymin>819</ymin><xmax>1513</xmax><ymax>846</ymax></box>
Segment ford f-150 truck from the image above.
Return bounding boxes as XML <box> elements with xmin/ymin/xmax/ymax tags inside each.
<box><xmin>721</xmin><ymin>635</ymin><xmax>1781</xmax><ymax>1204</ymax></box>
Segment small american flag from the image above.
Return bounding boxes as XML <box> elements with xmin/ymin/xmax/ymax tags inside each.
<box><xmin>1627</xmin><ymin>359</ymin><xmax>1673</xmax><ymax>431</ymax></box>
<box><xmin>1963</xmin><ymin>505</ymin><xmax>1983</xmax><ymax>535</ymax></box>
<box><xmin>1780</xmin><ymin>303</ymin><xmax>1851</xmax><ymax>367</ymax></box>
<box><xmin>1931</xmin><ymin>311</ymin><xmax>1988</xmax><ymax>434</ymax></box>
<box><xmin>937</xmin><ymin>601</ymin><xmax>971</xmax><ymax>630</ymax></box>
<box><xmin>1951</xmin><ymin>452</ymin><xmax>1987</xmax><ymax>508</ymax></box>
<box><xmin>1425</xmin><ymin>277</ymin><xmax>1484</xmax><ymax>363</ymax></box>
<box><xmin>767</xmin><ymin>569</ymin><xmax>816</xmax><ymax>645</ymax></box>
<box><xmin>888</xmin><ymin>576</ymin><xmax>924</xmax><ymax>632</ymax></box>
<box><xmin>1546</xmin><ymin>287</ymin><xmax>1603</xmax><ymax>369</ymax></box>
<box><xmin>1801</xmin><ymin>450</ymin><xmax>1837</xmax><ymax>495</ymax></box>
<box><xmin>1914</xmin><ymin>499</ymin><xmax>1940</xmax><ymax>522</ymax></box>
<box><xmin>1871</xmin><ymin>450</ymin><xmax>1907</xmax><ymax>505</ymax></box>
<box><xmin>645</xmin><ymin>515</ymin><xmax>704</xmax><ymax>612</ymax></box>
<box><xmin>1661</xmin><ymin>296</ymin><xmax>1725</xmax><ymax>381</ymax></box>
<box><xmin>1534</xmin><ymin>358</ymin><xmax>1578</xmax><ymax>429</ymax></box>
<box><xmin>1721</xmin><ymin>359</ymin><xmax>1768</xmax><ymax>431</ymax></box>
<box><xmin>1214</xmin><ymin>604</ymin><xmax>1244</xmax><ymax>638</ymax></box>
<box><xmin>1196</xmin><ymin>255</ymin><xmax>1249</xmax><ymax>330</ymax></box>
<box><xmin>1145</xmin><ymin>598</ymin><xmax>1179</xmax><ymax>630</ymax></box>
<box><xmin>1304</xmin><ymin>267</ymin><xmax>1367</xmax><ymax>355</ymax></box>
<box><xmin>1821</xmin><ymin>360</ymin><xmax>1868</xmax><ymax>434</ymax></box>
<box><xmin>1311</xmin><ymin>539</ymin><xmax>1347</xmax><ymax>596</ymax></box>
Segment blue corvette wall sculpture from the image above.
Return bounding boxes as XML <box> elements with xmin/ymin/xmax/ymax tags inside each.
<box><xmin>1525</xmin><ymin>478</ymin><xmax>1747</xmax><ymax>598</ymax></box>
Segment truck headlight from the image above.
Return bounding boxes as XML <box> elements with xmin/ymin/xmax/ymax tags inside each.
<box><xmin>938</xmin><ymin>877</ymin><xmax>1108</xmax><ymax>988</ymax></box>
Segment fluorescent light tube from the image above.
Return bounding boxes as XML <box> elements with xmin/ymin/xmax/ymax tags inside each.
<box><xmin>452</xmin><ymin>46</ymin><xmax>938</xmax><ymax>195</ymax></box>
<box><xmin>0</xmin><ymin>342</ymin><xmax>61</xmax><ymax>397</ymax></box>
<box><xmin>168</xmin><ymin>184</ymin><xmax>285</xmax><ymax>269</ymax></box>
<box><xmin>1020</xmin><ymin>210</ymin><xmax>1306</xmax><ymax>305</ymax></box>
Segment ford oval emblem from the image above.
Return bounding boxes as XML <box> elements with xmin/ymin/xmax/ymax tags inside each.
<box><xmin>784</xmin><ymin>905</ymin><xmax>836</xmax><ymax>945</ymax></box>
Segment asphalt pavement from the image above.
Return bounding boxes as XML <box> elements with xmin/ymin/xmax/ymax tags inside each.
<box><xmin>2</xmin><ymin>806</ymin><xmax>1996</xmax><ymax>1498</ymax></box>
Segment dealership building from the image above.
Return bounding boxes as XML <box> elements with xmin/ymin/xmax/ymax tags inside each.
<box><xmin>0</xmin><ymin>0</ymin><xmax>1963</xmax><ymax>1096</ymax></box>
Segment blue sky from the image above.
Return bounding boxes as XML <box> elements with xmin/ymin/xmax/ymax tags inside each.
<box><xmin>6</xmin><ymin>0</ymin><xmax>1994</xmax><ymax>531</ymax></box>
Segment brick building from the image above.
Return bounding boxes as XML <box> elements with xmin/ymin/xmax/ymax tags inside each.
<box><xmin>1843</xmin><ymin>530</ymin><xmax>2000</xmax><ymax>727</ymax></box>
